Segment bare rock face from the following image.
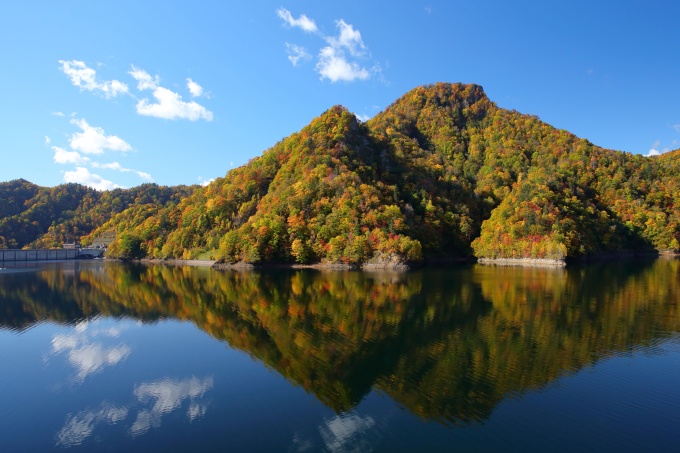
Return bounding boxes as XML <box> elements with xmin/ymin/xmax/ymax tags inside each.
<box><xmin>477</xmin><ymin>258</ymin><xmax>566</xmax><ymax>267</ymax></box>
<box><xmin>362</xmin><ymin>252</ymin><xmax>411</xmax><ymax>270</ymax></box>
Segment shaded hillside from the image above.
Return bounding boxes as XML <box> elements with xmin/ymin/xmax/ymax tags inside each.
<box><xmin>0</xmin><ymin>180</ymin><xmax>194</xmax><ymax>249</ymax></box>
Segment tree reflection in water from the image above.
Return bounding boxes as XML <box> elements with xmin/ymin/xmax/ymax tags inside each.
<box><xmin>1</xmin><ymin>258</ymin><xmax>678</xmax><ymax>424</ymax></box>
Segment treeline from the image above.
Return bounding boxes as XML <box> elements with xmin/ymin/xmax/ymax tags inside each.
<box><xmin>0</xmin><ymin>179</ymin><xmax>194</xmax><ymax>249</ymax></box>
<box><xmin>3</xmin><ymin>83</ymin><xmax>679</xmax><ymax>261</ymax></box>
<box><xmin>92</xmin><ymin>83</ymin><xmax>679</xmax><ymax>262</ymax></box>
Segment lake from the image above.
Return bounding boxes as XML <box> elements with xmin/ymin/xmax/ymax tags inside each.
<box><xmin>0</xmin><ymin>259</ymin><xmax>679</xmax><ymax>452</ymax></box>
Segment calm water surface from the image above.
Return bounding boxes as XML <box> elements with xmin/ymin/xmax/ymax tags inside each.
<box><xmin>0</xmin><ymin>259</ymin><xmax>679</xmax><ymax>452</ymax></box>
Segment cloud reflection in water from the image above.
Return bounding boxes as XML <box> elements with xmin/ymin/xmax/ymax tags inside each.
<box><xmin>130</xmin><ymin>376</ymin><xmax>214</xmax><ymax>436</ymax></box>
<box><xmin>50</xmin><ymin>319</ymin><xmax>131</xmax><ymax>382</ymax></box>
<box><xmin>54</xmin><ymin>375</ymin><xmax>214</xmax><ymax>447</ymax></box>
<box><xmin>56</xmin><ymin>403</ymin><xmax>129</xmax><ymax>447</ymax></box>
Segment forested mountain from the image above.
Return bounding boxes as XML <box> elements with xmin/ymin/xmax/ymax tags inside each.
<box><xmin>2</xmin><ymin>83</ymin><xmax>679</xmax><ymax>262</ymax></box>
<box><xmin>0</xmin><ymin>180</ymin><xmax>194</xmax><ymax>249</ymax></box>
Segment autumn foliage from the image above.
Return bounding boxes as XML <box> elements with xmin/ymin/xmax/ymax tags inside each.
<box><xmin>2</xmin><ymin>83</ymin><xmax>679</xmax><ymax>262</ymax></box>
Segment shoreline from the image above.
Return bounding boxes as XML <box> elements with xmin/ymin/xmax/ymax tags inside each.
<box><xmin>477</xmin><ymin>250</ymin><xmax>679</xmax><ymax>268</ymax></box>
<box><xmin>124</xmin><ymin>250</ymin><xmax>678</xmax><ymax>271</ymax></box>
<box><xmin>136</xmin><ymin>259</ymin><xmax>411</xmax><ymax>271</ymax></box>
<box><xmin>140</xmin><ymin>258</ymin><xmax>217</xmax><ymax>267</ymax></box>
<box><xmin>211</xmin><ymin>261</ymin><xmax>413</xmax><ymax>271</ymax></box>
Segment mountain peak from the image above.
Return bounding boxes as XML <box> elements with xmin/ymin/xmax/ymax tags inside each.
<box><xmin>4</xmin><ymin>83</ymin><xmax>679</xmax><ymax>264</ymax></box>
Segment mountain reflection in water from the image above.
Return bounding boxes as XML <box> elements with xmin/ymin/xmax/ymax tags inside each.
<box><xmin>0</xmin><ymin>258</ymin><xmax>678</xmax><ymax>426</ymax></box>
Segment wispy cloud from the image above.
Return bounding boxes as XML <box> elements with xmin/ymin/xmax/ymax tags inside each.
<box><xmin>69</xmin><ymin>118</ymin><xmax>132</xmax><ymax>155</ymax></box>
<box><xmin>63</xmin><ymin>167</ymin><xmax>121</xmax><ymax>191</ymax></box>
<box><xmin>285</xmin><ymin>43</ymin><xmax>311</xmax><ymax>67</ymax></box>
<box><xmin>646</xmin><ymin>140</ymin><xmax>671</xmax><ymax>157</ymax></box>
<box><xmin>325</xmin><ymin>20</ymin><xmax>366</xmax><ymax>57</ymax></box>
<box><xmin>276</xmin><ymin>10</ymin><xmax>379</xmax><ymax>83</ymax></box>
<box><xmin>129</xmin><ymin>65</ymin><xmax>160</xmax><ymax>90</ymax></box>
<box><xmin>276</xmin><ymin>7</ymin><xmax>318</xmax><ymax>33</ymax></box>
<box><xmin>91</xmin><ymin>161</ymin><xmax>153</xmax><ymax>181</ymax></box>
<box><xmin>59</xmin><ymin>60</ymin><xmax>129</xmax><ymax>98</ymax></box>
<box><xmin>129</xmin><ymin>66</ymin><xmax>213</xmax><ymax>121</ymax></box>
<box><xmin>673</xmin><ymin>124</ymin><xmax>680</xmax><ymax>133</ymax></box>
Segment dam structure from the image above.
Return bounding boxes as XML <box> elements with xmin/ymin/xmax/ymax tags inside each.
<box><xmin>0</xmin><ymin>247</ymin><xmax>104</xmax><ymax>262</ymax></box>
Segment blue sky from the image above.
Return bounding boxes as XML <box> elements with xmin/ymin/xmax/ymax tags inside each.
<box><xmin>1</xmin><ymin>0</ymin><xmax>679</xmax><ymax>189</ymax></box>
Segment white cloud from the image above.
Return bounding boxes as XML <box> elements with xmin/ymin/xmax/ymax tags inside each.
<box><xmin>45</xmin><ymin>136</ymin><xmax>51</xmax><ymax>146</ymax></box>
<box><xmin>673</xmin><ymin>124</ymin><xmax>680</xmax><ymax>133</ymax></box>
<box><xmin>53</xmin><ymin>146</ymin><xmax>90</xmax><ymax>166</ymax></box>
<box><xmin>52</xmin><ymin>111</ymin><xmax>65</xmax><ymax>117</ymax></box>
<box><xmin>59</xmin><ymin>60</ymin><xmax>129</xmax><ymax>98</ymax></box>
<box><xmin>646</xmin><ymin>140</ymin><xmax>671</xmax><ymax>157</ymax></box>
<box><xmin>129</xmin><ymin>66</ymin><xmax>159</xmax><ymax>90</ymax></box>
<box><xmin>356</xmin><ymin>113</ymin><xmax>370</xmax><ymax>122</ymax></box>
<box><xmin>91</xmin><ymin>161</ymin><xmax>154</xmax><ymax>181</ymax></box>
<box><xmin>50</xmin><ymin>117</ymin><xmax>151</xmax><ymax>185</ymax></box>
<box><xmin>69</xmin><ymin>118</ymin><xmax>132</xmax><ymax>155</ymax></box>
<box><xmin>285</xmin><ymin>43</ymin><xmax>312</xmax><ymax>66</ymax></box>
<box><xmin>326</xmin><ymin>20</ymin><xmax>366</xmax><ymax>57</ymax></box>
<box><xmin>135</xmin><ymin>86</ymin><xmax>213</xmax><ymax>121</ymax></box>
<box><xmin>646</xmin><ymin>147</ymin><xmax>671</xmax><ymax>157</ymax></box>
<box><xmin>186</xmin><ymin>78</ymin><xmax>204</xmax><ymax>98</ymax></box>
<box><xmin>316</xmin><ymin>46</ymin><xmax>370</xmax><ymax>82</ymax></box>
<box><xmin>63</xmin><ymin>167</ymin><xmax>121</xmax><ymax>191</ymax></box>
<box><xmin>315</xmin><ymin>20</ymin><xmax>373</xmax><ymax>82</ymax></box>
<box><xmin>277</xmin><ymin>12</ymin><xmax>378</xmax><ymax>82</ymax></box>
<box><xmin>198</xmin><ymin>177</ymin><xmax>215</xmax><ymax>187</ymax></box>
<box><xmin>129</xmin><ymin>66</ymin><xmax>213</xmax><ymax>121</ymax></box>
<box><xmin>276</xmin><ymin>7</ymin><xmax>318</xmax><ymax>33</ymax></box>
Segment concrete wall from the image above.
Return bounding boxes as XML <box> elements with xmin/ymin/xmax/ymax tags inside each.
<box><xmin>0</xmin><ymin>249</ymin><xmax>79</xmax><ymax>262</ymax></box>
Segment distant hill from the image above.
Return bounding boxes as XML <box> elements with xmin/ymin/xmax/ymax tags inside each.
<box><xmin>0</xmin><ymin>180</ymin><xmax>194</xmax><ymax>249</ymax></box>
<box><xmin>2</xmin><ymin>83</ymin><xmax>679</xmax><ymax>263</ymax></box>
